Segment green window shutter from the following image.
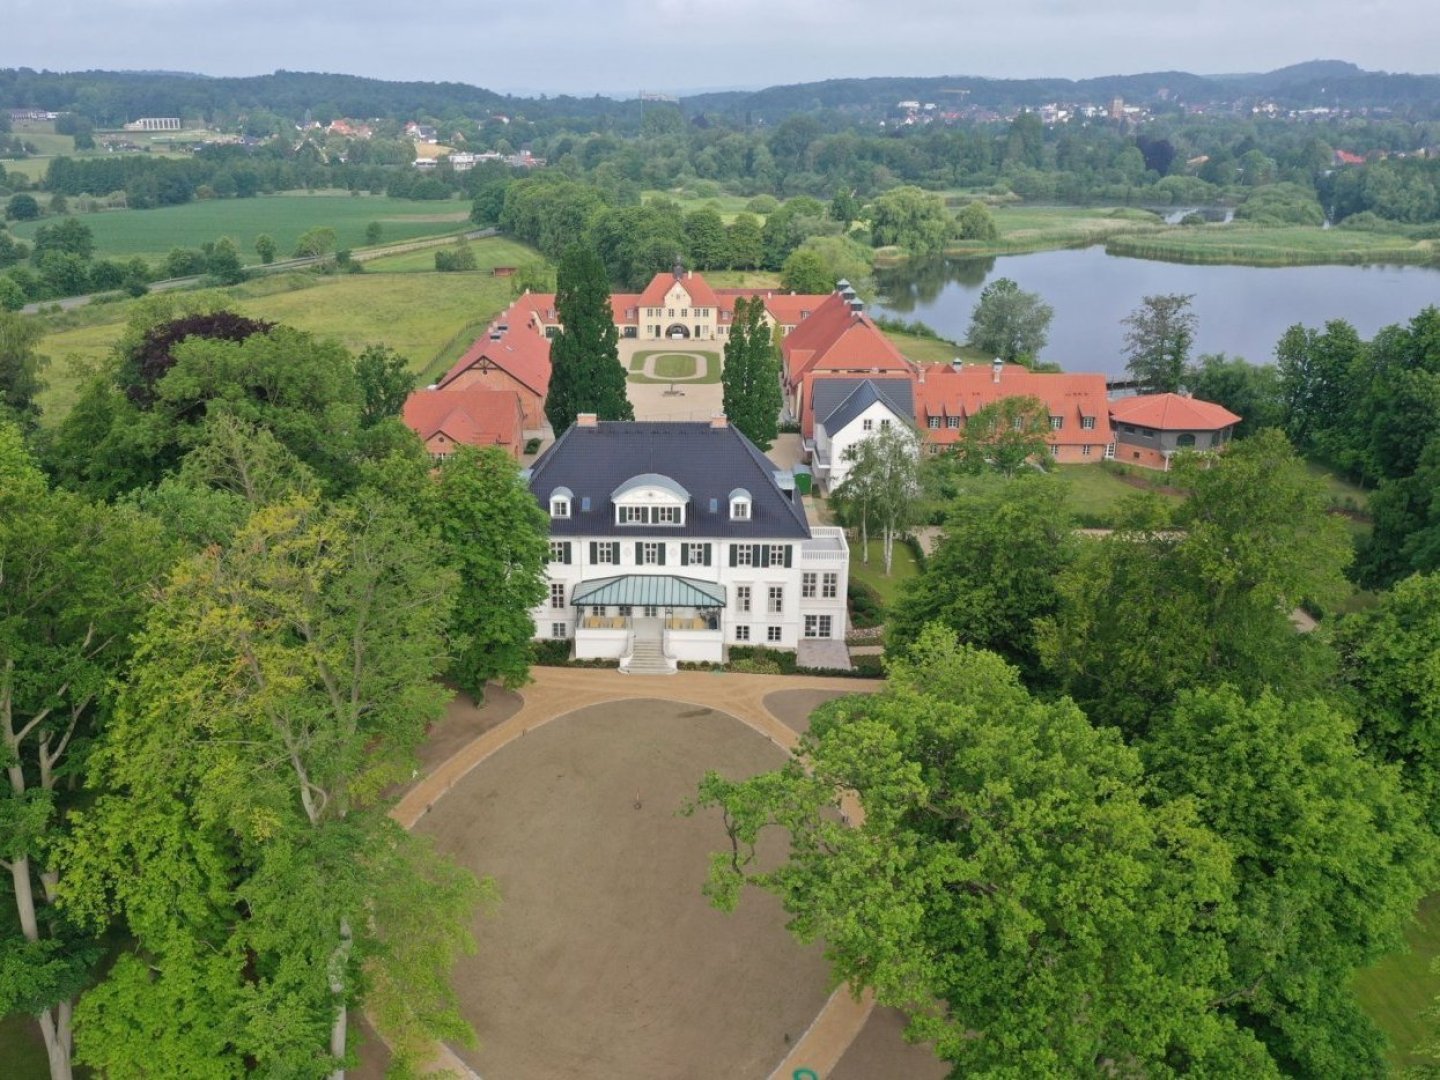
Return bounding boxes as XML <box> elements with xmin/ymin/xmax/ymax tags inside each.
<box><xmin>657</xmin><ymin>544</ymin><xmax>666</xmax><ymax>566</ymax></box>
<box><xmin>635</xmin><ymin>542</ymin><xmax>644</xmax><ymax>564</ymax></box>
<box><xmin>564</xmin><ymin>542</ymin><xmax>573</xmax><ymax>564</ymax></box>
<box><xmin>729</xmin><ymin>545</ymin><xmax>738</xmax><ymax>567</ymax></box>
<box><xmin>610</xmin><ymin>542</ymin><xmax>620</xmax><ymax>563</ymax></box>
<box><xmin>589</xmin><ymin>541</ymin><xmax>597</xmax><ymax>563</ymax></box>
<box><xmin>783</xmin><ymin>545</ymin><xmax>792</xmax><ymax>568</ymax></box>
<box><xmin>759</xmin><ymin>544</ymin><xmax>769</xmax><ymax>568</ymax></box>
<box><xmin>680</xmin><ymin>544</ymin><xmax>690</xmax><ymax>566</ymax></box>
<box><xmin>703</xmin><ymin>543</ymin><xmax>712</xmax><ymax>566</ymax></box>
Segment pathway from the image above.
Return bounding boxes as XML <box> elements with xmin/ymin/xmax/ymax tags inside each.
<box><xmin>393</xmin><ymin>666</ymin><xmax>885</xmax><ymax>1078</ymax></box>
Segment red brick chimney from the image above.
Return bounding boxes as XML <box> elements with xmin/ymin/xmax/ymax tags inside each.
<box><xmin>576</xmin><ymin>413</ymin><xmax>598</xmax><ymax>427</ymax></box>
<box><xmin>710</xmin><ymin>414</ymin><xmax>728</xmax><ymax>428</ymax></box>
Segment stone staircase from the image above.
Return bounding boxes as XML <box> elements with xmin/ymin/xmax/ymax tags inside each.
<box><xmin>621</xmin><ymin>622</ymin><xmax>674</xmax><ymax>676</ymax></box>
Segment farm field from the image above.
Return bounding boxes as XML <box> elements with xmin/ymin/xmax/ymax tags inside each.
<box><xmin>9</xmin><ymin>194</ymin><xmax>472</xmax><ymax>265</ymax></box>
<box><xmin>362</xmin><ymin>235</ymin><xmax>541</xmax><ymax>274</ymax></box>
<box><xmin>33</xmin><ymin>270</ymin><xmax>512</xmax><ymax>421</ymax></box>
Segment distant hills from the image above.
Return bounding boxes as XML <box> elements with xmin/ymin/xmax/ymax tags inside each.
<box><xmin>2</xmin><ymin>60</ymin><xmax>1437</xmax><ymax>127</ymax></box>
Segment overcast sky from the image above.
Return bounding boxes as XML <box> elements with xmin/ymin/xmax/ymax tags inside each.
<box><xmin>4</xmin><ymin>0</ymin><xmax>1437</xmax><ymax>97</ymax></box>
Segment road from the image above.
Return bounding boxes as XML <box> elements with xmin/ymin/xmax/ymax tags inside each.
<box><xmin>18</xmin><ymin>227</ymin><xmax>498</xmax><ymax>315</ymax></box>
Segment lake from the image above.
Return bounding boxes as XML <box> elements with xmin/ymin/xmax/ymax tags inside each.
<box><xmin>873</xmin><ymin>247</ymin><xmax>1440</xmax><ymax>377</ymax></box>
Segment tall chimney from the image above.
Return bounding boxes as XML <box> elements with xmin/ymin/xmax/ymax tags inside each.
<box><xmin>710</xmin><ymin>414</ymin><xmax>728</xmax><ymax>428</ymax></box>
<box><xmin>992</xmin><ymin>357</ymin><xmax>1004</xmax><ymax>384</ymax></box>
<box><xmin>576</xmin><ymin>413</ymin><xmax>598</xmax><ymax>427</ymax></box>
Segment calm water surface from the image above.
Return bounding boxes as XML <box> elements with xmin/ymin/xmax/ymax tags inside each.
<box><xmin>874</xmin><ymin>247</ymin><xmax>1440</xmax><ymax>377</ymax></box>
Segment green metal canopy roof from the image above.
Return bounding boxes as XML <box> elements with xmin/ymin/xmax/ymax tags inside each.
<box><xmin>571</xmin><ymin>575</ymin><xmax>726</xmax><ymax>609</ymax></box>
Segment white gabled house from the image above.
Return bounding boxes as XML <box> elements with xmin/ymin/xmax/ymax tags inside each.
<box><xmin>809</xmin><ymin>377</ymin><xmax>916</xmax><ymax>492</ymax></box>
<box><xmin>527</xmin><ymin>415</ymin><xmax>849</xmax><ymax>674</ymax></box>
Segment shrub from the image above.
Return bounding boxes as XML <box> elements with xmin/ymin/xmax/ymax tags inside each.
<box><xmin>524</xmin><ymin>437</ymin><xmax>542</xmax><ymax>454</ymax></box>
<box><xmin>848</xmin><ymin>580</ymin><xmax>886</xmax><ymax>628</ymax></box>
<box><xmin>531</xmin><ymin>639</ymin><xmax>572</xmax><ymax>666</ymax></box>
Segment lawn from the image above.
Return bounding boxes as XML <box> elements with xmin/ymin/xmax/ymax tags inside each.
<box><xmin>849</xmin><ymin>537</ymin><xmax>921</xmax><ymax>607</ymax></box>
<box><xmin>9</xmin><ymin>195</ymin><xmax>473</xmax><ymax>266</ymax></box>
<box><xmin>882</xmin><ymin>329</ymin><xmax>988</xmax><ymax>366</ymax></box>
<box><xmin>1104</xmin><ymin>223</ymin><xmax>1436</xmax><ymax>267</ymax></box>
<box><xmin>1053</xmin><ymin>464</ymin><xmax>1186</xmax><ymax>526</ymax></box>
<box><xmin>361</xmin><ymin>235</ymin><xmax>541</xmax><ymax>274</ymax></box>
<box><xmin>34</xmin><ymin>270</ymin><xmax>514</xmax><ymax>422</ymax></box>
<box><xmin>1356</xmin><ymin>893</ymin><xmax>1440</xmax><ymax>1068</ymax></box>
<box><xmin>0</xmin><ymin>1015</ymin><xmax>48</xmax><ymax>1080</ymax></box>
<box><xmin>703</xmin><ymin>270</ymin><xmax>785</xmax><ymax>289</ymax></box>
<box><xmin>626</xmin><ymin>349</ymin><xmax>721</xmax><ymax>384</ymax></box>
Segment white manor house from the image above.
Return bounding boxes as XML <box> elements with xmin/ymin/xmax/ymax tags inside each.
<box><xmin>526</xmin><ymin>415</ymin><xmax>849</xmax><ymax>674</ymax></box>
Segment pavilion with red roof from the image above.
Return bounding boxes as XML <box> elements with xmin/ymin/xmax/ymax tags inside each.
<box><xmin>1109</xmin><ymin>392</ymin><xmax>1242</xmax><ymax>470</ymax></box>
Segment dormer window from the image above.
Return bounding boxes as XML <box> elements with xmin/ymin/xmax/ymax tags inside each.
<box><xmin>549</xmin><ymin>486</ymin><xmax>573</xmax><ymax>519</ymax></box>
<box><xmin>729</xmin><ymin>488</ymin><xmax>752</xmax><ymax>521</ymax></box>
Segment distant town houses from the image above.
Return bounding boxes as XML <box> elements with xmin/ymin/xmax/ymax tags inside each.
<box><xmin>413</xmin><ymin>148</ymin><xmax>545</xmax><ymax>171</ymax></box>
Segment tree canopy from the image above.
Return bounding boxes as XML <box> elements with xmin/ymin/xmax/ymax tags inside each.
<box><xmin>965</xmin><ymin>277</ymin><xmax>1053</xmax><ymax>363</ymax></box>
<box><xmin>720</xmin><ymin>296</ymin><xmax>781</xmax><ymax>451</ymax></box>
<box><xmin>545</xmin><ymin>242</ymin><xmax>631</xmax><ymax>434</ymax></box>
<box><xmin>1122</xmin><ymin>293</ymin><xmax>1197</xmax><ymax>393</ymax></box>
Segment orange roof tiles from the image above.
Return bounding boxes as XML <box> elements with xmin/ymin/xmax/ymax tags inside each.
<box><xmin>436</xmin><ymin>302</ymin><xmax>552</xmax><ymax>398</ymax></box>
<box><xmin>401</xmin><ymin>388</ymin><xmax>523</xmax><ymax>453</ymax></box>
<box><xmin>1109</xmin><ymin>393</ymin><xmax>1241</xmax><ymax>431</ymax></box>
<box><xmin>916</xmin><ymin>363</ymin><xmax>1114</xmax><ymax>447</ymax></box>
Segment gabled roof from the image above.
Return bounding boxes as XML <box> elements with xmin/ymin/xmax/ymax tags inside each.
<box><xmin>401</xmin><ymin>388</ymin><xmax>522</xmax><ymax>450</ymax></box>
<box><xmin>814</xmin><ymin>378</ymin><xmax>915</xmax><ymax>435</ymax></box>
<box><xmin>528</xmin><ymin>421</ymin><xmax>810</xmax><ymax>540</ymax></box>
<box><xmin>783</xmin><ymin>293</ymin><xmax>912</xmax><ymax>386</ymax></box>
<box><xmin>637</xmin><ymin>270</ymin><xmax>719</xmax><ymax>310</ymax></box>
<box><xmin>435</xmin><ymin>307</ymin><xmax>552</xmax><ymax>398</ymax></box>
<box><xmin>1109</xmin><ymin>393</ymin><xmax>1241</xmax><ymax>431</ymax></box>
<box><xmin>915</xmin><ymin>364</ymin><xmax>1114</xmax><ymax>446</ymax></box>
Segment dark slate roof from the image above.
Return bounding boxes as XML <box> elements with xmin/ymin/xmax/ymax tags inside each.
<box><xmin>528</xmin><ymin>421</ymin><xmax>811</xmax><ymax>540</ymax></box>
<box><xmin>813</xmin><ymin>378</ymin><xmax>914</xmax><ymax>435</ymax></box>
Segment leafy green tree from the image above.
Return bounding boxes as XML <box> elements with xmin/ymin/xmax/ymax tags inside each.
<box><xmin>0</xmin><ymin>274</ymin><xmax>25</xmax><ymax>312</ymax></box>
<box><xmin>364</xmin><ymin>221</ymin><xmax>382</xmax><ymax>245</ymax></box>
<box><xmin>778</xmin><ymin>247</ymin><xmax>831</xmax><ymax>294</ymax></box>
<box><xmin>0</xmin><ymin>426</ymin><xmax>170</xmax><ymax>1080</ymax></box>
<box><xmin>30</xmin><ymin>218</ymin><xmax>94</xmax><ymax>262</ymax></box>
<box><xmin>832</xmin><ymin>423</ymin><xmax>919</xmax><ymax>574</ymax></box>
<box><xmin>888</xmin><ymin>474</ymin><xmax>1074</xmax><ymax>677</ymax></box>
<box><xmin>1040</xmin><ymin>431</ymin><xmax>1351</xmax><ymax>735</ymax></box>
<box><xmin>204</xmin><ymin>236</ymin><xmax>244</xmax><ymax>285</ymax></box>
<box><xmin>434</xmin><ymin>241</ymin><xmax>478</xmax><ymax>271</ymax></box>
<box><xmin>61</xmin><ymin>497</ymin><xmax>487</xmax><ymax>1077</ymax></box>
<box><xmin>720</xmin><ymin>296</ymin><xmax>780</xmax><ymax>451</ymax></box>
<box><xmin>693</xmin><ymin>628</ymin><xmax>1271</xmax><ymax>1077</ymax></box>
<box><xmin>433</xmin><ymin>447</ymin><xmax>550</xmax><ymax>696</ymax></box>
<box><xmin>682</xmin><ymin>206</ymin><xmax>728</xmax><ymax>270</ymax></box>
<box><xmin>955</xmin><ymin>201</ymin><xmax>998</xmax><ymax>241</ymax></box>
<box><xmin>829</xmin><ymin>188</ymin><xmax>859</xmax><ymax>225</ymax></box>
<box><xmin>1184</xmin><ymin>352</ymin><xmax>1284</xmax><ymax>438</ymax></box>
<box><xmin>293</xmin><ymin>225</ymin><xmax>338</xmax><ymax>258</ymax></box>
<box><xmin>1142</xmin><ymin>687</ymin><xmax>1434</xmax><ymax>1076</ymax></box>
<box><xmin>1358</xmin><ymin>437</ymin><xmax>1440</xmax><ymax>588</ymax></box>
<box><xmin>6</xmin><ymin>194</ymin><xmax>40</xmax><ymax>221</ymax></box>
<box><xmin>949</xmin><ymin>394</ymin><xmax>1051</xmax><ymax>475</ymax></box>
<box><xmin>760</xmin><ymin>196</ymin><xmax>830</xmax><ymax>270</ymax></box>
<box><xmin>254</xmin><ymin>233</ymin><xmax>277</xmax><ymax>265</ymax></box>
<box><xmin>965</xmin><ymin>277</ymin><xmax>1053</xmax><ymax>363</ymax></box>
<box><xmin>867</xmin><ymin>186</ymin><xmax>954</xmax><ymax>257</ymax></box>
<box><xmin>355</xmin><ymin>344</ymin><xmax>414</xmax><ymax>428</ymax></box>
<box><xmin>1122</xmin><ymin>293</ymin><xmax>1197</xmax><ymax>393</ymax></box>
<box><xmin>545</xmin><ymin>242</ymin><xmax>630</xmax><ymax>434</ymax></box>
<box><xmin>589</xmin><ymin>201</ymin><xmax>686</xmax><ymax>289</ymax></box>
<box><xmin>1274</xmin><ymin>318</ymin><xmax>1367</xmax><ymax>464</ymax></box>
<box><xmin>724</xmin><ymin>213</ymin><xmax>763</xmax><ymax>270</ymax></box>
<box><xmin>0</xmin><ymin>310</ymin><xmax>47</xmax><ymax>430</ymax></box>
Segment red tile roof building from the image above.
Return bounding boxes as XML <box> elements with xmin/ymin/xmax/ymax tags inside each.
<box><xmin>402</xmin><ymin>387</ymin><xmax>526</xmax><ymax>460</ymax></box>
<box><xmin>434</xmin><ymin>296</ymin><xmax>553</xmax><ymax>429</ymax></box>
<box><xmin>915</xmin><ymin>362</ymin><xmax>1115</xmax><ymax>464</ymax></box>
<box><xmin>1109</xmin><ymin>393</ymin><xmax>1242</xmax><ymax>470</ymax></box>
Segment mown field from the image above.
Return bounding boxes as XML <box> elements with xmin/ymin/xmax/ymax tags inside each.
<box><xmin>33</xmin><ymin>260</ymin><xmax>523</xmax><ymax>421</ymax></box>
<box><xmin>362</xmin><ymin>235</ymin><xmax>539</xmax><ymax>273</ymax></box>
<box><xmin>1356</xmin><ymin>895</ymin><xmax>1440</xmax><ymax>1069</ymax></box>
<box><xmin>10</xmin><ymin>194</ymin><xmax>472</xmax><ymax>265</ymax></box>
<box><xmin>882</xmin><ymin>329</ymin><xmax>987</xmax><ymax>366</ymax></box>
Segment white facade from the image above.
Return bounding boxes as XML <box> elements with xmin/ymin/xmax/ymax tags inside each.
<box><xmin>814</xmin><ymin>399</ymin><xmax>915</xmax><ymax>491</ymax></box>
<box><xmin>532</xmin><ymin>526</ymin><xmax>849</xmax><ymax>668</ymax></box>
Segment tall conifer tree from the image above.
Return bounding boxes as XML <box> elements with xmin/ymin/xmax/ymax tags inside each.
<box><xmin>545</xmin><ymin>243</ymin><xmax>631</xmax><ymax>434</ymax></box>
<box><xmin>721</xmin><ymin>296</ymin><xmax>781</xmax><ymax>450</ymax></box>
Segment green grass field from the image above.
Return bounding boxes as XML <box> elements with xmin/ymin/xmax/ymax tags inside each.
<box><xmin>1356</xmin><ymin>894</ymin><xmax>1440</xmax><ymax>1068</ymax></box>
<box><xmin>34</xmin><ymin>269</ymin><xmax>514</xmax><ymax>421</ymax></box>
<box><xmin>1053</xmin><ymin>463</ymin><xmax>1187</xmax><ymax>525</ymax></box>
<box><xmin>1104</xmin><ymin>222</ymin><xmax>1436</xmax><ymax>266</ymax></box>
<box><xmin>702</xmin><ymin>270</ymin><xmax>784</xmax><ymax>289</ymax></box>
<box><xmin>361</xmin><ymin>235</ymin><xmax>540</xmax><ymax>274</ymax></box>
<box><xmin>848</xmin><ymin>538</ymin><xmax>921</xmax><ymax>607</ymax></box>
<box><xmin>882</xmin><ymin>329</ymin><xmax>988</xmax><ymax>366</ymax></box>
<box><xmin>10</xmin><ymin>195</ymin><xmax>472</xmax><ymax>266</ymax></box>
<box><xmin>641</xmin><ymin>189</ymin><xmax>757</xmax><ymax>224</ymax></box>
<box><xmin>941</xmin><ymin>205</ymin><xmax>1164</xmax><ymax>259</ymax></box>
<box><xmin>626</xmin><ymin>348</ymin><xmax>721</xmax><ymax>384</ymax></box>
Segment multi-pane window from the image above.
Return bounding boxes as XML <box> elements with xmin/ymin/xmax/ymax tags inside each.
<box><xmin>1081</xmin><ymin>416</ymin><xmax>1096</xmax><ymax>430</ymax></box>
<box><xmin>641</xmin><ymin>542</ymin><xmax>662</xmax><ymax>565</ymax></box>
<box><xmin>928</xmin><ymin>417</ymin><xmax>941</xmax><ymax>429</ymax></box>
<box><xmin>802</xmin><ymin>573</ymin><xmax>817</xmax><ymax>598</ymax></box>
<box><xmin>768</xmin><ymin>586</ymin><xmax>784</xmax><ymax>614</ymax></box>
<box><xmin>946</xmin><ymin>415</ymin><xmax>961</xmax><ymax>429</ymax></box>
<box><xmin>618</xmin><ymin>605</ymin><xmax>633</xmax><ymax>616</ymax></box>
<box><xmin>822</xmin><ymin>573</ymin><xmax>839</xmax><ymax>599</ymax></box>
<box><xmin>880</xmin><ymin>418</ymin><xmax>891</xmax><ymax>429</ymax></box>
<box><xmin>551</xmin><ymin>622</ymin><xmax>568</xmax><ymax>639</ymax></box>
<box><xmin>652</xmin><ymin>505</ymin><xmax>680</xmax><ymax>524</ymax></box>
<box><xmin>550</xmin><ymin>583</ymin><xmax>565</xmax><ymax>609</ymax></box>
<box><xmin>642</xmin><ymin>605</ymin><xmax>659</xmax><ymax>617</ymax></box>
<box><xmin>734</xmin><ymin>625</ymin><xmax>750</xmax><ymax>642</ymax></box>
<box><xmin>735</xmin><ymin>544</ymin><xmax>754</xmax><ymax>566</ymax></box>
<box><xmin>549</xmin><ymin>541</ymin><xmax>569</xmax><ymax>563</ymax></box>
<box><xmin>550</xmin><ymin>498</ymin><xmax>569</xmax><ymax>518</ymax></box>
<box><xmin>804</xmin><ymin>615</ymin><xmax>833</xmax><ymax>638</ymax></box>
<box><xmin>767</xmin><ymin>626</ymin><xmax>783</xmax><ymax>642</ymax></box>
<box><xmin>685</xmin><ymin>543</ymin><xmax>707</xmax><ymax>565</ymax></box>
<box><xmin>590</xmin><ymin>606</ymin><xmax>605</xmax><ymax>617</ymax></box>
<box><xmin>862</xmin><ymin>418</ymin><xmax>873</xmax><ymax>432</ymax></box>
<box><xmin>1105</xmin><ymin>442</ymin><xmax>1116</xmax><ymax>460</ymax></box>
<box><xmin>594</xmin><ymin>542</ymin><xmax>618</xmax><ymax>565</ymax></box>
<box><xmin>737</xmin><ymin>586</ymin><xmax>752</xmax><ymax>613</ymax></box>
<box><xmin>1050</xmin><ymin>416</ymin><xmax>1063</xmax><ymax>430</ymax></box>
<box><xmin>1050</xmin><ymin>444</ymin><xmax>1061</xmax><ymax>458</ymax></box>
<box><xmin>1082</xmin><ymin>444</ymin><xmax>1093</xmax><ymax>457</ymax></box>
<box><xmin>768</xmin><ymin>544</ymin><xmax>787</xmax><ymax>566</ymax></box>
<box><xmin>731</xmin><ymin>500</ymin><xmax>750</xmax><ymax>520</ymax></box>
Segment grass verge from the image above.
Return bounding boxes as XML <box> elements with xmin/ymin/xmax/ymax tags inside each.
<box><xmin>626</xmin><ymin>349</ymin><xmax>721</xmax><ymax>384</ymax></box>
<box><xmin>848</xmin><ymin>537</ymin><xmax>921</xmax><ymax>607</ymax></box>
